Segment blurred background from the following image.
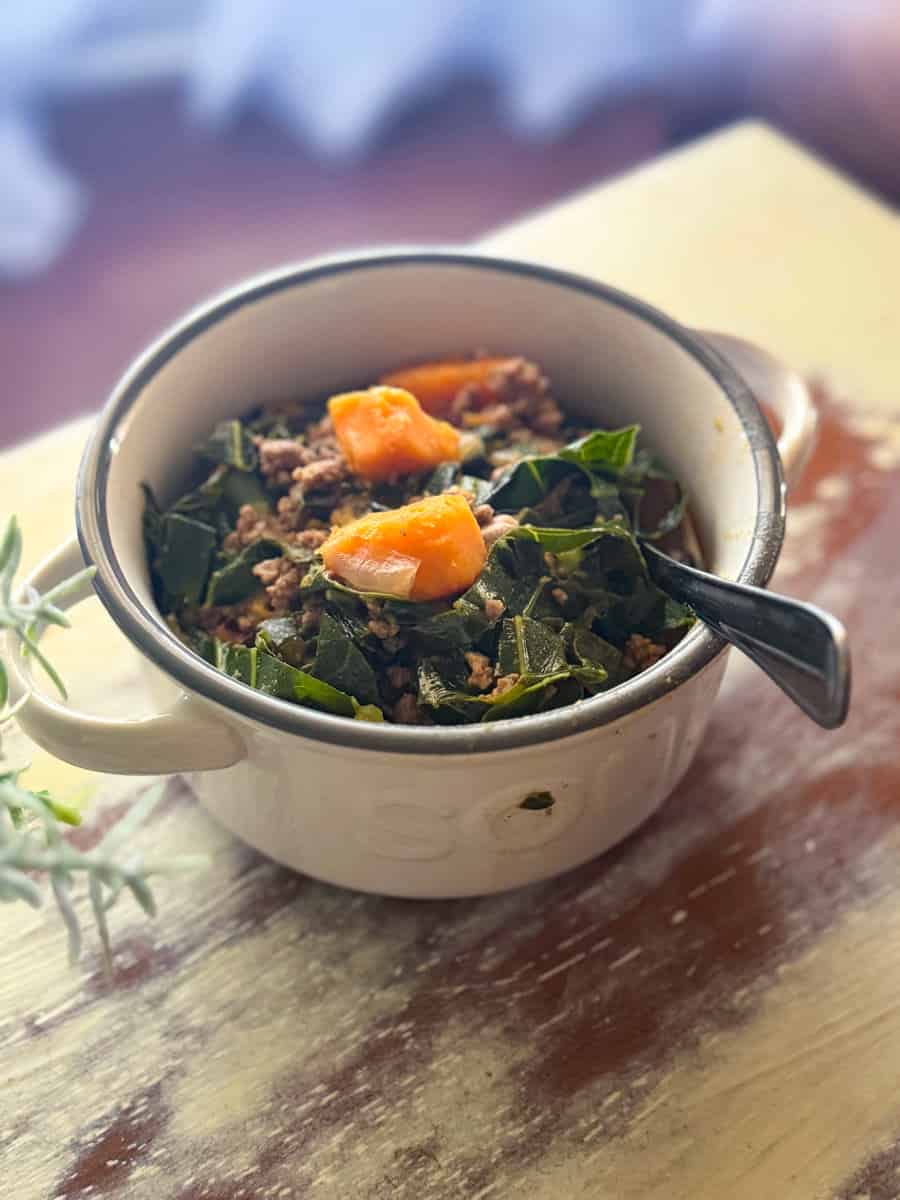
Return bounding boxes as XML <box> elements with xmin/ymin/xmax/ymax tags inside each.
<box><xmin>1</xmin><ymin>0</ymin><xmax>898</xmax><ymax>448</ymax></box>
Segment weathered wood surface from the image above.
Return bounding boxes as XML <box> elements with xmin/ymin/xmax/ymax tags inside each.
<box><xmin>3</xmin><ymin>124</ymin><xmax>900</xmax><ymax>1200</ymax></box>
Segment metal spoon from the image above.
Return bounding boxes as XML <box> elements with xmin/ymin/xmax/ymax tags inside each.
<box><xmin>642</xmin><ymin>542</ymin><xmax>851</xmax><ymax>729</ymax></box>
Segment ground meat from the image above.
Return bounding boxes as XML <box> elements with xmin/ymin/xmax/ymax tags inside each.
<box><xmin>490</xmin><ymin>673</ymin><xmax>520</xmax><ymax>697</ymax></box>
<box><xmin>465</xmin><ymin>651</ymin><xmax>494</xmax><ymax>692</ymax></box>
<box><xmin>268</xmin><ymin>567</ymin><xmax>302</xmax><ymax>613</ymax></box>
<box><xmin>481</xmin><ymin>513</ymin><xmax>519</xmax><ymax>547</ymax></box>
<box><xmin>463</xmin><ymin>402</ymin><xmax>516</xmax><ymax>430</ymax></box>
<box><xmin>258</xmin><ymin>438</ymin><xmax>306</xmax><ymax>487</ymax></box>
<box><xmin>622</xmin><ymin>634</ymin><xmax>667</xmax><ymax>672</ymax></box>
<box><xmin>295</xmin><ymin>527</ymin><xmax>328</xmax><ymax>549</ymax></box>
<box><xmin>192</xmin><ymin>595</ymin><xmax>267</xmax><ymax>643</ymax></box>
<box><xmin>252</xmin><ymin>557</ymin><xmax>283</xmax><ymax>587</ymax></box>
<box><xmin>492</xmin><ymin>357</ymin><xmax>563</xmax><ymax>434</ymax></box>
<box><xmin>306</xmin><ymin>414</ymin><xmax>334</xmax><ymax>443</ymax></box>
<box><xmin>387</xmin><ymin>665</ymin><xmax>413</xmax><ymax>690</ymax></box>
<box><xmin>449</xmin><ymin>384</ymin><xmax>483</xmax><ymax>425</ymax></box>
<box><xmin>227</xmin><ymin>504</ymin><xmax>277</xmax><ymax>550</ymax></box>
<box><xmin>444</xmin><ymin>357</ymin><xmax>562</xmax><ymax>437</ymax></box>
<box><xmin>392</xmin><ymin>693</ymin><xmax>423</xmax><ymax>724</ymax></box>
<box><xmin>484</xmin><ymin>597</ymin><xmax>505</xmax><ymax>622</ymax></box>
<box><xmin>292</xmin><ymin>455</ymin><xmax>347</xmax><ymax>492</ymax></box>
<box><xmin>251</xmin><ymin>556</ymin><xmax>302</xmax><ymax>611</ymax></box>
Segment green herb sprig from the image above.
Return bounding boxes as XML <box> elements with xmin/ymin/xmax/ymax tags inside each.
<box><xmin>0</xmin><ymin>515</ymin><xmax>202</xmax><ymax>967</ymax></box>
<box><xmin>0</xmin><ymin>516</ymin><xmax>96</xmax><ymax>706</ymax></box>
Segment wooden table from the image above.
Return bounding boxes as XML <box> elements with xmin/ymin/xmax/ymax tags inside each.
<box><xmin>4</xmin><ymin>122</ymin><xmax>900</xmax><ymax>1200</ymax></box>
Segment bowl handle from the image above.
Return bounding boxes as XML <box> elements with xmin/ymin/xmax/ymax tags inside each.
<box><xmin>698</xmin><ymin>330</ymin><xmax>819</xmax><ymax>491</ymax></box>
<box><xmin>5</xmin><ymin>536</ymin><xmax>246</xmax><ymax>775</ymax></box>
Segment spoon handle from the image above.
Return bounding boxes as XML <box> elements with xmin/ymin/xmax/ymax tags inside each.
<box><xmin>643</xmin><ymin>544</ymin><xmax>851</xmax><ymax>729</ymax></box>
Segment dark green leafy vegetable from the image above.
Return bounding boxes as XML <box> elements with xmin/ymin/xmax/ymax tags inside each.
<box><xmin>204</xmin><ymin>538</ymin><xmax>283</xmax><ymax>606</ymax></box>
<box><xmin>311</xmin><ymin>613</ymin><xmax>381</xmax><ymax>706</ymax></box>
<box><xmin>425</xmin><ymin>462</ymin><xmax>493</xmax><ymax>505</ymax></box>
<box><xmin>415</xmin><ymin>651</ymin><xmax>574</xmax><ymax>724</ymax></box>
<box><xmin>480</xmin><ymin>672</ymin><xmax>572</xmax><ymax>721</ymax></box>
<box><xmin>216</xmin><ymin>638</ymin><xmax>377</xmax><ymax>718</ymax></box>
<box><xmin>257</xmin><ymin>616</ymin><xmax>307</xmax><ymax>666</ymax></box>
<box><xmin>197</xmin><ymin>420</ymin><xmax>258</xmax><ymax>471</ymax></box>
<box><xmin>559</xmin><ymin>426</ymin><xmax>639</xmax><ymax>472</ymax></box>
<box><xmin>565</xmin><ymin>623</ymin><xmax>623</xmax><ymax>680</ymax></box>
<box><xmin>486</xmin><ymin>424</ymin><xmax>639</xmax><ymax>516</ymax></box>
<box><xmin>170</xmin><ymin>465</ymin><xmax>270</xmax><ymax>526</ymax></box>
<box><xmin>623</xmin><ymin>448</ymin><xmax>688</xmax><ymax>541</ymax></box>
<box><xmin>497</xmin><ymin>616</ymin><xmax>568</xmax><ymax>677</ymax></box>
<box><xmin>153</xmin><ymin>513</ymin><xmax>217</xmax><ymax>605</ymax></box>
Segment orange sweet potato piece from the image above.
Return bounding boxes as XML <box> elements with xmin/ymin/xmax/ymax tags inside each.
<box><xmin>379</xmin><ymin>358</ymin><xmax>516</xmax><ymax>416</ymax></box>
<box><xmin>321</xmin><ymin>493</ymin><xmax>486</xmax><ymax>602</ymax></box>
<box><xmin>329</xmin><ymin>386</ymin><xmax>460</xmax><ymax>482</ymax></box>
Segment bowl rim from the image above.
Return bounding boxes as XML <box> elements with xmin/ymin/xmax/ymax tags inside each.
<box><xmin>76</xmin><ymin>247</ymin><xmax>786</xmax><ymax>756</ymax></box>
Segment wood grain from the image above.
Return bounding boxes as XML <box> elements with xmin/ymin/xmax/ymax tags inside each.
<box><xmin>3</xmin><ymin>125</ymin><xmax>899</xmax><ymax>1200</ymax></box>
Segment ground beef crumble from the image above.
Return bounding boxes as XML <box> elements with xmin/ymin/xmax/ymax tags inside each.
<box><xmin>252</xmin><ymin>556</ymin><xmax>302</xmax><ymax>611</ymax></box>
<box><xmin>484</xmin><ymin>597</ymin><xmax>505</xmax><ymax>622</ymax></box>
<box><xmin>481</xmin><ymin>513</ymin><xmax>519</xmax><ymax>547</ymax></box>
<box><xmin>448</xmin><ymin>357</ymin><xmax>564</xmax><ymax>438</ymax></box>
<box><xmin>622</xmin><ymin>634</ymin><xmax>667</xmax><ymax>672</ymax></box>
<box><xmin>465</xmin><ymin>651</ymin><xmax>494</xmax><ymax>692</ymax></box>
<box><xmin>490</xmin><ymin>673</ymin><xmax>520</xmax><ymax>697</ymax></box>
<box><xmin>258</xmin><ymin>438</ymin><xmax>307</xmax><ymax>487</ymax></box>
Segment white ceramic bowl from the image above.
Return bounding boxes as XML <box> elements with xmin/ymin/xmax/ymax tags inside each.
<box><xmin>9</xmin><ymin>251</ymin><xmax>817</xmax><ymax>897</ymax></box>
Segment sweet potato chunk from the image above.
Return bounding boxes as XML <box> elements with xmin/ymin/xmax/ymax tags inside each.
<box><xmin>379</xmin><ymin>358</ymin><xmax>516</xmax><ymax>416</ymax></box>
<box><xmin>321</xmin><ymin>493</ymin><xmax>486</xmax><ymax>602</ymax></box>
<box><xmin>329</xmin><ymin>386</ymin><xmax>460</xmax><ymax>482</ymax></box>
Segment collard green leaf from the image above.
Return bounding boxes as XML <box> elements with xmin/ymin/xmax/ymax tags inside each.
<box><xmin>141</xmin><ymin>484</ymin><xmax>164</xmax><ymax>555</ymax></box>
<box><xmin>415</xmin><ymin>653</ymin><xmax>487</xmax><ymax>724</ymax></box>
<box><xmin>657</xmin><ymin>595</ymin><xmax>696</xmax><ymax>636</ymax></box>
<box><xmin>204</xmin><ymin>538</ymin><xmax>283</xmax><ymax>607</ymax></box>
<box><xmin>497</xmin><ymin>616</ymin><xmax>567</xmax><ymax>677</ymax></box>
<box><xmin>486</xmin><ymin>426</ymin><xmax>640</xmax><ymax>519</ymax></box>
<box><xmin>569</xmin><ymin>665</ymin><xmax>610</xmax><ymax>695</ymax></box>
<box><xmin>219</xmin><ymin>467</ymin><xmax>270</xmax><ymax>518</ymax></box>
<box><xmin>565</xmin><ymin>624</ymin><xmax>621</xmax><ymax>679</ymax></box>
<box><xmin>257</xmin><ymin>616</ymin><xmax>307</xmax><ymax>666</ymax></box>
<box><xmin>424</xmin><ymin>463</ymin><xmax>493</xmax><ymax>505</ymax></box>
<box><xmin>480</xmin><ymin>672</ymin><xmax>571</xmax><ymax>721</ymax></box>
<box><xmin>311</xmin><ymin>612</ymin><xmax>380</xmax><ymax>705</ymax></box>
<box><xmin>154</xmin><ymin>513</ymin><xmax>217</xmax><ymax>605</ymax></box>
<box><xmin>486</xmin><ymin>455</ymin><xmax>574</xmax><ymax>513</ymax></box>
<box><xmin>165</xmin><ymin>613</ymin><xmax>216</xmax><ymax>664</ymax></box>
<box><xmin>424</xmin><ymin>462</ymin><xmax>459</xmax><ymax>495</ymax></box>
<box><xmin>215</xmin><ymin>640</ymin><xmax>257</xmax><ymax>685</ymax></box>
<box><xmin>257</xmin><ymin>650</ymin><xmax>357</xmax><ymax>715</ymax></box>
<box><xmin>622</xmin><ymin>448</ymin><xmax>689</xmax><ymax>541</ymax></box>
<box><xmin>416</xmin><ymin>649</ymin><xmax>571</xmax><ymax>725</ymax></box>
<box><xmin>353</xmin><ymin>701</ymin><xmax>385</xmax><ymax>722</ymax></box>
<box><xmin>197</xmin><ymin>420</ymin><xmax>258</xmax><ymax>471</ymax></box>
<box><xmin>558</xmin><ymin>425</ymin><xmax>639</xmax><ymax>472</ymax></box>
<box><xmin>169</xmin><ymin>464</ymin><xmax>270</xmax><ymax>528</ymax></box>
<box><xmin>216</xmin><ymin>639</ymin><xmax>361</xmax><ymax>716</ymax></box>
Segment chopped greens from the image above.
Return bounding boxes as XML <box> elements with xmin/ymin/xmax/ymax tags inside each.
<box><xmin>197</xmin><ymin>419</ymin><xmax>259</xmax><ymax>471</ymax></box>
<box><xmin>143</xmin><ymin>355</ymin><xmax>696</xmax><ymax>724</ymax></box>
